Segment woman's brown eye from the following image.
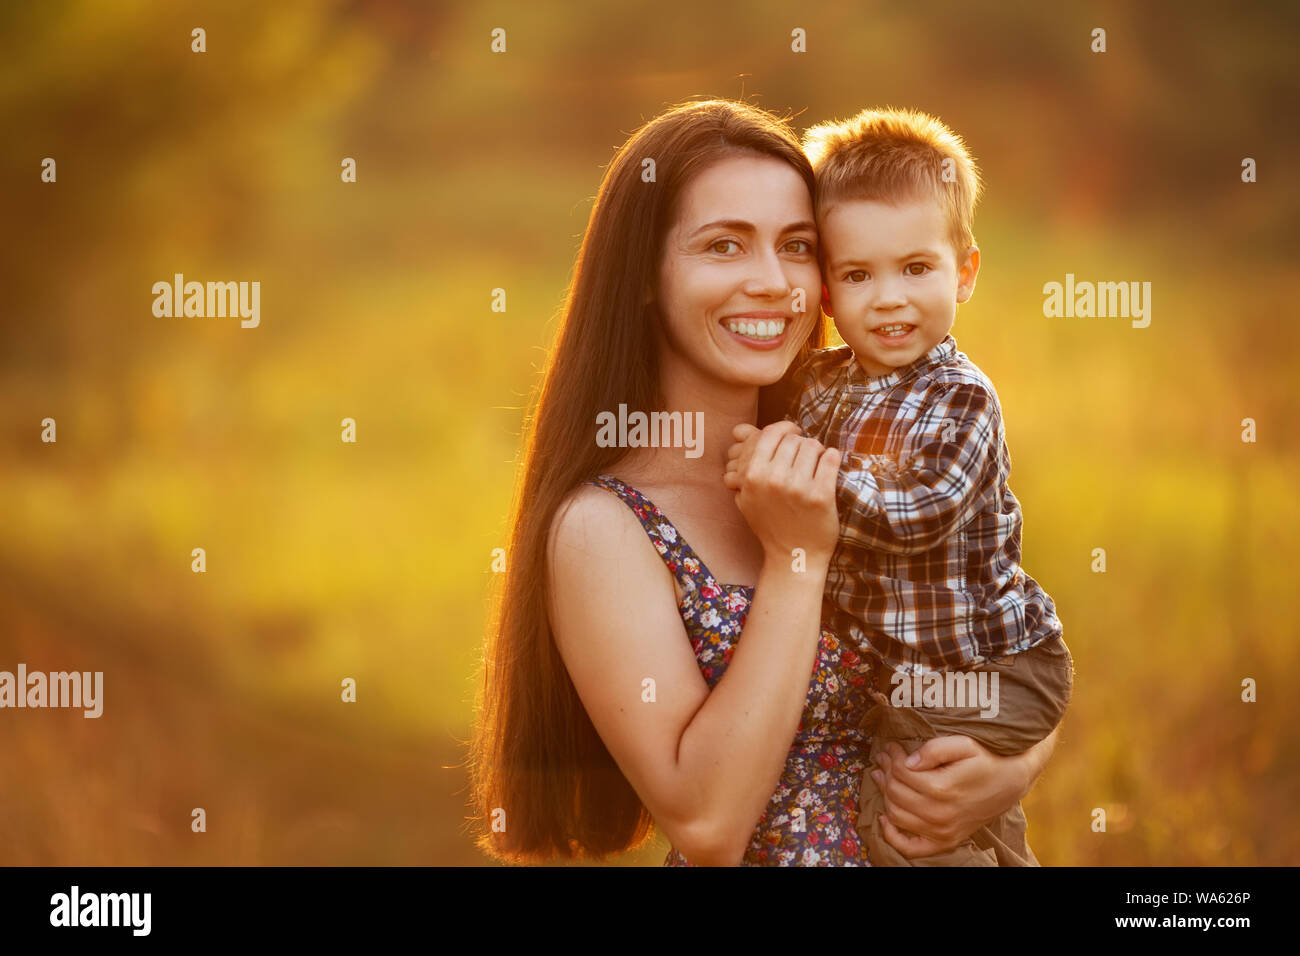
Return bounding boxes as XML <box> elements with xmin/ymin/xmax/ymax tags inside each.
<box><xmin>712</xmin><ymin>239</ymin><xmax>738</xmax><ymax>254</ymax></box>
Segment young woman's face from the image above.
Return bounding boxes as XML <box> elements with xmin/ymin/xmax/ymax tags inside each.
<box><xmin>655</xmin><ymin>154</ymin><xmax>822</xmax><ymax>388</ymax></box>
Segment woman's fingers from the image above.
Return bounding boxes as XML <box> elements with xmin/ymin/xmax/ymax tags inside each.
<box><xmin>900</xmin><ymin>734</ymin><xmax>979</xmax><ymax>771</ymax></box>
<box><xmin>730</xmin><ymin>421</ymin><xmax>839</xmax><ymax>557</ymax></box>
<box><xmin>879</xmin><ymin>789</ymin><xmax>944</xmax><ymax>835</ymax></box>
<box><xmin>878</xmin><ymin>814</ymin><xmax>946</xmax><ymax>859</ymax></box>
<box><xmin>750</xmin><ymin>420</ymin><xmax>802</xmax><ymax>467</ymax></box>
<box><xmin>788</xmin><ymin>434</ymin><xmax>822</xmax><ymax>483</ymax></box>
<box><xmin>875</xmin><ymin>753</ymin><xmax>946</xmax><ymax>827</ymax></box>
<box><xmin>813</xmin><ymin>446</ymin><xmax>841</xmax><ymax>494</ymax></box>
<box><xmin>880</xmin><ymin>741</ymin><xmax>959</xmax><ymax>801</ymax></box>
<box><xmin>768</xmin><ymin>432</ymin><xmax>804</xmax><ymax>474</ymax></box>
<box><xmin>873</xmin><ymin>770</ymin><xmax>946</xmax><ymax>832</ymax></box>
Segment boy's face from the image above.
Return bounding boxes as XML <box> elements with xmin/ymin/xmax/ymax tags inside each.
<box><xmin>820</xmin><ymin>195</ymin><xmax>979</xmax><ymax>378</ymax></box>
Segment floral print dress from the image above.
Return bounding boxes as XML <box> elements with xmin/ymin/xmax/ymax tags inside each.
<box><xmin>588</xmin><ymin>474</ymin><xmax>880</xmax><ymax>866</ymax></box>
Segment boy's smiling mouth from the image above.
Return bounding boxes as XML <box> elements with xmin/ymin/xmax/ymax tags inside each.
<box><xmin>872</xmin><ymin>322</ymin><xmax>915</xmax><ymax>342</ymax></box>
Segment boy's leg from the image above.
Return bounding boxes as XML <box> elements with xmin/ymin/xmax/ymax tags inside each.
<box><xmin>855</xmin><ymin>684</ymin><xmax>998</xmax><ymax>866</ymax></box>
<box><xmin>972</xmin><ymin>803</ymin><xmax>1039</xmax><ymax>867</ymax></box>
<box><xmin>904</xmin><ymin>638</ymin><xmax>1075</xmax><ymax>866</ymax></box>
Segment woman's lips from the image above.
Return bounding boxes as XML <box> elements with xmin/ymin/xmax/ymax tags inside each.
<box><xmin>722</xmin><ymin>316</ymin><xmax>788</xmax><ymax>350</ymax></box>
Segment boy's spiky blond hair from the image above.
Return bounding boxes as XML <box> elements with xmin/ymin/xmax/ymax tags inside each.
<box><xmin>802</xmin><ymin>106</ymin><xmax>982</xmax><ymax>256</ymax></box>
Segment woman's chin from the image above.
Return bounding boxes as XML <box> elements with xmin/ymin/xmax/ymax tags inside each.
<box><xmin>723</xmin><ymin>355</ymin><xmax>793</xmax><ymax>388</ymax></box>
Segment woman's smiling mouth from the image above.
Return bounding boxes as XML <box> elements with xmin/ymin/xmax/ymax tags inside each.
<box><xmin>722</xmin><ymin>314</ymin><xmax>789</xmax><ymax>348</ymax></box>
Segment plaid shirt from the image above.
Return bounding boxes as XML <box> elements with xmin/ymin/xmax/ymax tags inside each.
<box><xmin>788</xmin><ymin>334</ymin><xmax>1062</xmax><ymax>675</ymax></box>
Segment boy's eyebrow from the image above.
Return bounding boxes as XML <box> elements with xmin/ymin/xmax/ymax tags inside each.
<box><xmin>690</xmin><ymin>218</ymin><xmax>818</xmax><ymax>238</ymax></box>
<box><xmin>829</xmin><ymin>248</ymin><xmax>943</xmax><ymax>270</ymax></box>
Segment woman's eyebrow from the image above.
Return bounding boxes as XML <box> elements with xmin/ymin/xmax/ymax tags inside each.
<box><xmin>689</xmin><ymin>218</ymin><xmax>756</xmax><ymax>237</ymax></box>
<box><xmin>688</xmin><ymin>218</ymin><xmax>818</xmax><ymax>237</ymax></box>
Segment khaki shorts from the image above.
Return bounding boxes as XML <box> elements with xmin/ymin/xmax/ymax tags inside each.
<box><xmin>856</xmin><ymin>635</ymin><xmax>1074</xmax><ymax>866</ymax></box>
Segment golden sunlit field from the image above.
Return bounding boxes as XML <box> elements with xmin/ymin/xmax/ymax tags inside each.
<box><xmin>2</xmin><ymin>0</ymin><xmax>1297</xmax><ymax>865</ymax></box>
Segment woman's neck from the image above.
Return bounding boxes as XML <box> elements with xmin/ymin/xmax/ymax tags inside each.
<box><xmin>613</xmin><ymin>367</ymin><xmax>759</xmax><ymax>485</ymax></box>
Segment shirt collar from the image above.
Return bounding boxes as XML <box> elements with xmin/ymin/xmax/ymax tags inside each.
<box><xmin>844</xmin><ymin>334</ymin><xmax>958</xmax><ymax>391</ymax></box>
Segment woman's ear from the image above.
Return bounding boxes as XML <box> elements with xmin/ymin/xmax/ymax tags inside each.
<box><xmin>821</xmin><ymin>283</ymin><xmax>834</xmax><ymax>318</ymax></box>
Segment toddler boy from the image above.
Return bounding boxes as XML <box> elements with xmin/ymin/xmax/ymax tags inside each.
<box><xmin>729</xmin><ymin>107</ymin><xmax>1073</xmax><ymax>866</ymax></box>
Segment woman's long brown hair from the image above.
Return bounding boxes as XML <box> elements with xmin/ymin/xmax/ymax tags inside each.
<box><xmin>466</xmin><ymin>98</ymin><xmax>830</xmax><ymax>863</ymax></box>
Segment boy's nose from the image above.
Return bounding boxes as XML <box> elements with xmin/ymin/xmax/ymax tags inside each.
<box><xmin>871</xmin><ymin>296</ymin><xmax>907</xmax><ymax>313</ymax></box>
<box><xmin>870</xmin><ymin>278</ymin><xmax>907</xmax><ymax>311</ymax></box>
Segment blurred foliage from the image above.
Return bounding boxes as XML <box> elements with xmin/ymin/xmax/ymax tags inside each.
<box><xmin>0</xmin><ymin>0</ymin><xmax>1296</xmax><ymax>865</ymax></box>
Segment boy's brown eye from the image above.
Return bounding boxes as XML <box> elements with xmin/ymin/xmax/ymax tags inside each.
<box><xmin>906</xmin><ymin>263</ymin><xmax>929</xmax><ymax>276</ymax></box>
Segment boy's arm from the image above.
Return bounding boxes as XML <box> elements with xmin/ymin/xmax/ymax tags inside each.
<box><xmin>756</xmin><ymin>358</ymin><xmax>803</xmax><ymax>428</ymax></box>
<box><xmin>836</xmin><ymin>382</ymin><xmax>1001</xmax><ymax>555</ymax></box>
<box><xmin>760</xmin><ymin>346</ymin><xmax>819</xmax><ymax>428</ymax></box>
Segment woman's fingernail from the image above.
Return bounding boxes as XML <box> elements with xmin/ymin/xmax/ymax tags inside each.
<box><xmin>871</xmin><ymin>770</ymin><xmax>883</xmax><ymax>783</ymax></box>
<box><xmin>906</xmin><ymin>754</ymin><xmax>920</xmax><ymax>767</ymax></box>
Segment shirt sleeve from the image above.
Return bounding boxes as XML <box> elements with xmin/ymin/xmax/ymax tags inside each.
<box><xmin>835</xmin><ymin>382</ymin><xmax>1001</xmax><ymax>555</ymax></box>
<box><xmin>758</xmin><ymin>349</ymin><xmax>811</xmax><ymax>428</ymax></box>
<box><xmin>783</xmin><ymin>349</ymin><xmax>820</xmax><ymax>423</ymax></box>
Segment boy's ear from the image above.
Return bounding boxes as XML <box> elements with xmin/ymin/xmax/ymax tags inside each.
<box><xmin>821</xmin><ymin>282</ymin><xmax>834</xmax><ymax>317</ymax></box>
<box><xmin>955</xmin><ymin>246</ymin><xmax>981</xmax><ymax>304</ymax></box>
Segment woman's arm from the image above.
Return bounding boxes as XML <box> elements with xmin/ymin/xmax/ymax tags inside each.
<box><xmin>548</xmin><ymin>425</ymin><xmax>841</xmax><ymax>866</ymax></box>
<box><xmin>870</xmin><ymin>727</ymin><xmax>1059</xmax><ymax>858</ymax></box>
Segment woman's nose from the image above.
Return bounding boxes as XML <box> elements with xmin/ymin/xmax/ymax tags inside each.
<box><xmin>743</xmin><ymin>248</ymin><xmax>792</xmax><ymax>297</ymax></box>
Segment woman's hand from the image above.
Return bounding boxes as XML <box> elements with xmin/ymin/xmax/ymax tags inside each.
<box><xmin>723</xmin><ymin>421</ymin><xmax>841</xmax><ymax>564</ymax></box>
<box><xmin>872</xmin><ymin>730</ymin><xmax>1056</xmax><ymax>857</ymax></box>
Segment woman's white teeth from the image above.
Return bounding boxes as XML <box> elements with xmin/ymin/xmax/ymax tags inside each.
<box><xmin>727</xmin><ymin>318</ymin><xmax>786</xmax><ymax>340</ymax></box>
<box><xmin>876</xmin><ymin>324</ymin><xmax>912</xmax><ymax>337</ymax></box>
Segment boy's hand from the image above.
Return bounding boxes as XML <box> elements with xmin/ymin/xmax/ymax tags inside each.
<box><xmin>723</xmin><ymin>422</ymin><xmax>783</xmax><ymax>490</ymax></box>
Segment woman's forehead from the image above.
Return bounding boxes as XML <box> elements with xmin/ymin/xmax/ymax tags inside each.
<box><xmin>675</xmin><ymin>156</ymin><xmax>815</xmax><ymax>229</ymax></box>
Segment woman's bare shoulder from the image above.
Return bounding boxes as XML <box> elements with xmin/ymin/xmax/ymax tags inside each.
<box><xmin>546</xmin><ymin>480</ymin><xmax>681</xmax><ymax>651</ymax></box>
<box><xmin>547</xmin><ymin>480</ymin><xmax>653</xmax><ymax>568</ymax></box>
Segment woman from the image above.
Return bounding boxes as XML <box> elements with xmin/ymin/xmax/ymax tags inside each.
<box><xmin>468</xmin><ymin>98</ymin><xmax>1059</xmax><ymax>865</ymax></box>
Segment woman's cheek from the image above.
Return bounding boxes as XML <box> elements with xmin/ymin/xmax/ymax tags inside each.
<box><xmin>669</xmin><ymin>269</ymin><xmax>723</xmax><ymax>327</ymax></box>
<box><xmin>797</xmin><ymin>262</ymin><xmax>823</xmax><ymax>299</ymax></box>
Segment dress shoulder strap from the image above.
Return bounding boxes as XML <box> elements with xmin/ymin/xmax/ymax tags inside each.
<box><xmin>586</xmin><ymin>474</ymin><xmax>719</xmax><ymax>596</ymax></box>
